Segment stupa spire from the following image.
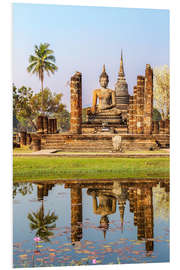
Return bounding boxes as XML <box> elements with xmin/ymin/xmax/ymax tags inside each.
<box><xmin>119</xmin><ymin>49</ymin><xmax>125</xmax><ymax>77</ymax></box>
<box><xmin>119</xmin><ymin>200</ymin><xmax>125</xmax><ymax>233</ymax></box>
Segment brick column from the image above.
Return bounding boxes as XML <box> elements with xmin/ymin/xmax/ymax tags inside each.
<box><xmin>159</xmin><ymin>120</ymin><xmax>165</xmax><ymax>134</ymax></box>
<box><xmin>152</xmin><ymin>121</ymin><xmax>159</xmax><ymax>134</ymax></box>
<box><xmin>144</xmin><ymin>186</ymin><xmax>154</xmax><ymax>254</ymax></box>
<box><xmin>132</xmin><ymin>86</ymin><xmax>137</xmax><ymax>134</ymax></box>
<box><xmin>165</xmin><ymin>119</ymin><xmax>170</xmax><ymax>134</ymax></box>
<box><xmin>136</xmin><ymin>187</ymin><xmax>145</xmax><ymax>240</ymax></box>
<box><xmin>26</xmin><ymin>133</ymin><xmax>32</xmax><ymax>145</ymax></box>
<box><xmin>136</xmin><ymin>76</ymin><xmax>145</xmax><ymax>134</ymax></box>
<box><xmin>37</xmin><ymin>116</ymin><xmax>44</xmax><ymax>134</ymax></box>
<box><xmin>20</xmin><ymin>131</ymin><xmax>27</xmax><ymax>145</ymax></box>
<box><xmin>70</xmin><ymin>72</ymin><xmax>82</xmax><ymax>134</ymax></box>
<box><xmin>43</xmin><ymin>116</ymin><xmax>48</xmax><ymax>134</ymax></box>
<box><xmin>144</xmin><ymin>64</ymin><xmax>153</xmax><ymax>135</ymax></box>
<box><xmin>48</xmin><ymin>119</ymin><xmax>53</xmax><ymax>134</ymax></box>
<box><xmin>70</xmin><ymin>185</ymin><xmax>82</xmax><ymax>244</ymax></box>
<box><xmin>128</xmin><ymin>96</ymin><xmax>133</xmax><ymax>134</ymax></box>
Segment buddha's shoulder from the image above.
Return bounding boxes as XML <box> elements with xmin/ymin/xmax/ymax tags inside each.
<box><xmin>93</xmin><ymin>88</ymin><xmax>102</xmax><ymax>93</ymax></box>
<box><xmin>106</xmin><ymin>88</ymin><xmax>115</xmax><ymax>93</ymax></box>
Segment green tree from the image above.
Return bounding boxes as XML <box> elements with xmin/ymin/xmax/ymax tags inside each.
<box><xmin>27</xmin><ymin>201</ymin><xmax>58</xmax><ymax>242</ymax></box>
<box><xmin>53</xmin><ymin>109</ymin><xmax>70</xmax><ymax>132</ymax></box>
<box><xmin>152</xmin><ymin>108</ymin><xmax>162</xmax><ymax>121</ymax></box>
<box><xmin>27</xmin><ymin>43</ymin><xmax>58</xmax><ymax>113</ymax></box>
<box><xmin>13</xmin><ymin>84</ymin><xmax>36</xmax><ymax>131</ymax></box>
<box><xmin>13</xmin><ymin>85</ymin><xmax>66</xmax><ymax>131</ymax></box>
<box><xmin>153</xmin><ymin>65</ymin><xmax>170</xmax><ymax>120</ymax></box>
<box><xmin>13</xmin><ymin>183</ymin><xmax>33</xmax><ymax>199</ymax></box>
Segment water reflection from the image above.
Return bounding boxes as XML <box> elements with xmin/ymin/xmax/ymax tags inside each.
<box><xmin>28</xmin><ymin>184</ymin><xmax>58</xmax><ymax>242</ymax></box>
<box><xmin>64</xmin><ymin>180</ymin><xmax>169</xmax><ymax>251</ymax></box>
<box><xmin>13</xmin><ymin>179</ymin><xmax>169</xmax><ymax>267</ymax></box>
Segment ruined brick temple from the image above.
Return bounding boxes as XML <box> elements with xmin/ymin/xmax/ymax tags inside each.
<box><xmin>34</xmin><ymin>52</ymin><xmax>170</xmax><ymax>152</ymax></box>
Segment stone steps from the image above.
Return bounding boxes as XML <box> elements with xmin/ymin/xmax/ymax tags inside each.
<box><xmin>40</xmin><ymin>133</ymin><xmax>169</xmax><ymax>151</ymax></box>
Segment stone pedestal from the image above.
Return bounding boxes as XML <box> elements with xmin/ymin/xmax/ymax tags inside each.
<box><xmin>144</xmin><ymin>64</ymin><xmax>153</xmax><ymax>135</ymax></box>
<box><xmin>70</xmin><ymin>72</ymin><xmax>82</xmax><ymax>134</ymax></box>
<box><xmin>31</xmin><ymin>135</ymin><xmax>41</xmax><ymax>151</ymax></box>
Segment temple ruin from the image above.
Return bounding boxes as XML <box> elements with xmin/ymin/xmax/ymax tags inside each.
<box><xmin>25</xmin><ymin>52</ymin><xmax>169</xmax><ymax>152</ymax></box>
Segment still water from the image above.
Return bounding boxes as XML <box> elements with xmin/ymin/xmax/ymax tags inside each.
<box><xmin>13</xmin><ymin>179</ymin><xmax>169</xmax><ymax>268</ymax></box>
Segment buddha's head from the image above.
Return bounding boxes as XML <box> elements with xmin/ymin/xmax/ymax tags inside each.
<box><xmin>99</xmin><ymin>64</ymin><xmax>109</xmax><ymax>88</ymax></box>
<box><xmin>99</xmin><ymin>215</ymin><xmax>109</xmax><ymax>229</ymax></box>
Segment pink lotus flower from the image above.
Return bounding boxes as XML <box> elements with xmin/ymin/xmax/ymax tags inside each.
<box><xmin>92</xmin><ymin>259</ymin><xmax>96</xmax><ymax>264</ymax></box>
<box><xmin>33</xmin><ymin>236</ymin><xmax>41</xmax><ymax>242</ymax></box>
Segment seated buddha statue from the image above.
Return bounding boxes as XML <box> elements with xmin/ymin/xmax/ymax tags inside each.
<box><xmin>91</xmin><ymin>65</ymin><xmax>116</xmax><ymax>114</ymax></box>
<box><xmin>86</xmin><ymin>65</ymin><xmax>128</xmax><ymax>125</ymax></box>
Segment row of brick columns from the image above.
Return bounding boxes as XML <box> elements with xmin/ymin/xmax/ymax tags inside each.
<box><xmin>36</xmin><ymin>116</ymin><xmax>57</xmax><ymax>134</ymax></box>
<box><xmin>128</xmin><ymin>64</ymin><xmax>170</xmax><ymax>135</ymax></box>
<box><xmin>128</xmin><ymin>65</ymin><xmax>153</xmax><ymax>135</ymax></box>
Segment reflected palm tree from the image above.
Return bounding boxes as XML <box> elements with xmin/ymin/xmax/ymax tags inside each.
<box><xmin>13</xmin><ymin>182</ymin><xmax>33</xmax><ymax>199</ymax></box>
<box><xmin>27</xmin><ymin>200</ymin><xmax>58</xmax><ymax>242</ymax></box>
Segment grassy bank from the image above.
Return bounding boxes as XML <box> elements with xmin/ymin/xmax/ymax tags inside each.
<box><xmin>13</xmin><ymin>156</ymin><xmax>170</xmax><ymax>182</ymax></box>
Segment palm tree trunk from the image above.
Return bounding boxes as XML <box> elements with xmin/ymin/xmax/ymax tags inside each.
<box><xmin>41</xmin><ymin>78</ymin><xmax>44</xmax><ymax>115</ymax></box>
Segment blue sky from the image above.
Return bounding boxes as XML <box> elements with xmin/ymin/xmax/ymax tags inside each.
<box><xmin>13</xmin><ymin>3</ymin><xmax>169</xmax><ymax>110</ymax></box>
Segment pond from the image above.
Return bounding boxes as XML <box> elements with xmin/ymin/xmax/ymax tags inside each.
<box><xmin>13</xmin><ymin>179</ymin><xmax>169</xmax><ymax>268</ymax></box>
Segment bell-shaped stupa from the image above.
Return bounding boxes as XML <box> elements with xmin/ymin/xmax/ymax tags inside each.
<box><xmin>115</xmin><ymin>50</ymin><xmax>129</xmax><ymax>110</ymax></box>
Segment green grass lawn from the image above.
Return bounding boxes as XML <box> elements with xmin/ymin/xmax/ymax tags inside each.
<box><xmin>13</xmin><ymin>156</ymin><xmax>170</xmax><ymax>182</ymax></box>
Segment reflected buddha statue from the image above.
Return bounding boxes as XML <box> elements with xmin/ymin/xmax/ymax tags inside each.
<box><xmin>87</xmin><ymin>189</ymin><xmax>116</xmax><ymax>239</ymax></box>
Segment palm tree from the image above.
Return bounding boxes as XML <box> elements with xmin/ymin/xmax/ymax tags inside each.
<box><xmin>27</xmin><ymin>200</ymin><xmax>58</xmax><ymax>242</ymax></box>
<box><xmin>27</xmin><ymin>43</ymin><xmax>58</xmax><ymax>114</ymax></box>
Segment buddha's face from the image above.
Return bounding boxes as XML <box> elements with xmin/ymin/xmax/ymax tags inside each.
<box><xmin>100</xmin><ymin>77</ymin><xmax>108</xmax><ymax>88</ymax></box>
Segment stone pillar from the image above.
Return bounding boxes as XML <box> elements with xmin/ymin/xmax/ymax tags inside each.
<box><xmin>128</xmin><ymin>96</ymin><xmax>133</xmax><ymax>134</ymax></box>
<box><xmin>20</xmin><ymin>131</ymin><xmax>27</xmax><ymax>145</ymax></box>
<box><xmin>144</xmin><ymin>64</ymin><xmax>153</xmax><ymax>135</ymax></box>
<box><xmin>53</xmin><ymin>119</ymin><xmax>57</xmax><ymax>133</ymax></box>
<box><xmin>26</xmin><ymin>133</ymin><xmax>32</xmax><ymax>145</ymax></box>
<box><xmin>128</xmin><ymin>187</ymin><xmax>135</xmax><ymax>213</ymax></box>
<box><xmin>165</xmin><ymin>119</ymin><xmax>170</xmax><ymax>134</ymax></box>
<box><xmin>136</xmin><ymin>76</ymin><xmax>145</xmax><ymax>134</ymax></box>
<box><xmin>70</xmin><ymin>185</ymin><xmax>83</xmax><ymax>244</ymax></box>
<box><xmin>31</xmin><ymin>134</ymin><xmax>41</xmax><ymax>151</ymax></box>
<box><xmin>48</xmin><ymin>119</ymin><xmax>54</xmax><ymax>134</ymax></box>
<box><xmin>133</xmin><ymin>189</ymin><xmax>138</xmax><ymax>226</ymax></box>
<box><xmin>136</xmin><ymin>187</ymin><xmax>145</xmax><ymax>240</ymax></box>
<box><xmin>144</xmin><ymin>186</ymin><xmax>154</xmax><ymax>254</ymax></box>
<box><xmin>152</xmin><ymin>121</ymin><xmax>159</xmax><ymax>134</ymax></box>
<box><xmin>70</xmin><ymin>72</ymin><xmax>82</xmax><ymax>134</ymax></box>
<box><xmin>159</xmin><ymin>120</ymin><xmax>165</xmax><ymax>134</ymax></box>
<box><xmin>43</xmin><ymin>116</ymin><xmax>48</xmax><ymax>134</ymax></box>
<box><xmin>37</xmin><ymin>116</ymin><xmax>44</xmax><ymax>134</ymax></box>
<box><xmin>132</xmin><ymin>86</ymin><xmax>137</xmax><ymax>134</ymax></box>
